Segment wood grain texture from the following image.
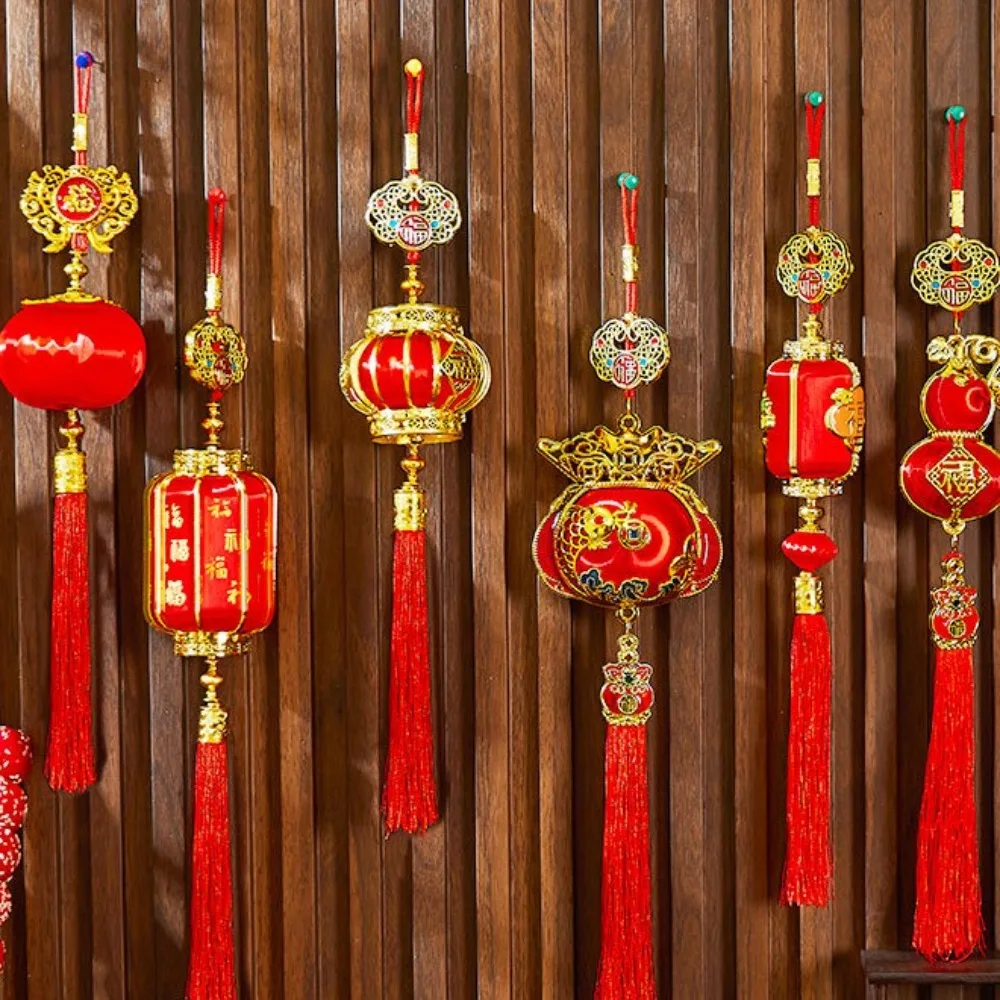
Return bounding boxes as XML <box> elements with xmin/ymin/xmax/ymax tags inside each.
<box><xmin>0</xmin><ymin>2</ymin><xmax>995</xmax><ymax>997</ymax></box>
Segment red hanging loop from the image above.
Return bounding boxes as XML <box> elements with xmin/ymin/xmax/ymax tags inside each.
<box><xmin>207</xmin><ymin>188</ymin><xmax>226</xmax><ymax>279</ymax></box>
<box><xmin>618</xmin><ymin>172</ymin><xmax>639</xmax><ymax>316</ymax></box>
<box><xmin>947</xmin><ymin>106</ymin><xmax>967</xmax><ymax>235</ymax></box>
<box><xmin>74</xmin><ymin>51</ymin><xmax>93</xmax><ymax>167</ymax></box>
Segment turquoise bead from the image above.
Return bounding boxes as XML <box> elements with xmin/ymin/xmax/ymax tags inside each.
<box><xmin>806</xmin><ymin>90</ymin><xmax>824</xmax><ymax>107</ymax></box>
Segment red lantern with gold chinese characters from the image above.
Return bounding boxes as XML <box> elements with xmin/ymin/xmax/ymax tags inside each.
<box><xmin>534</xmin><ymin>173</ymin><xmax>721</xmax><ymax>999</ymax></box>
<box><xmin>0</xmin><ymin>53</ymin><xmax>143</xmax><ymax>794</ymax></box>
<box><xmin>340</xmin><ymin>59</ymin><xmax>490</xmax><ymax>836</ymax></box>
<box><xmin>900</xmin><ymin>106</ymin><xmax>1000</xmax><ymax>963</ymax></box>
<box><xmin>760</xmin><ymin>92</ymin><xmax>863</xmax><ymax>908</ymax></box>
<box><xmin>144</xmin><ymin>190</ymin><xmax>276</xmax><ymax>1000</ymax></box>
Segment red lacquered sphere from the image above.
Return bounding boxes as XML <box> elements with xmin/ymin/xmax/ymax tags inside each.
<box><xmin>900</xmin><ymin>434</ymin><xmax>1000</xmax><ymax>522</ymax></box>
<box><xmin>781</xmin><ymin>529</ymin><xmax>839</xmax><ymax>573</ymax></box>
<box><xmin>0</xmin><ymin>780</ymin><xmax>27</xmax><ymax>831</ymax></box>
<box><xmin>533</xmin><ymin>483</ymin><xmax>722</xmax><ymax>608</ymax></box>
<box><xmin>145</xmin><ymin>460</ymin><xmax>277</xmax><ymax>644</ymax></box>
<box><xmin>0</xmin><ymin>829</ymin><xmax>22</xmax><ymax>881</ymax></box>
<box><xmin>0</xmin><ymin>299</ymin><xmax>146</xmax><ymax>410</ymax></box>
<box><xmin>921</xmin><ymin>370</ymin><xmax>993</xmax><ymax>433</ymax></box>
<box><xmin>0</xmin><ymin>729</ymin><xmax>31</xmax><ymax>784</ymax></box>
<box><xmin>763</xmin><ymin>356</ymin><xmax>864</xmax><ymax>482</ymax></box>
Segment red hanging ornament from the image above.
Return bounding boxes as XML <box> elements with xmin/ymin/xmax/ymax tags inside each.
<box><xmin>144</xmin><ymin>190</ymin><xmax>277</xmax><ymax>999</ymax></box>
<box><xmin>761</xmin><ymin>92</ymin><xmax>863</xmax><ymax>908</ymax></box>
<box><xmin>341</xmin><ymin>59</ymin><xmax>491</xmax><ymax>836</ymax></box>
<box><xmin>534</xmin><ymin>173</ymin><xmax>722</xmax><ymax>999</ymax></box>
<box><xmin>0</xmin><ymin>52</ymin><xmax>144</xmax><ymax>794</ymax></box>
<box><xmin>900</xmin><ymin>105</ymin><xmax>1000</xmax><ymax>963</ymax></box>
<box><xmin>0</xmin><ymin>727</ymin><xmax>32</xmax><ymax>975</ymax></box>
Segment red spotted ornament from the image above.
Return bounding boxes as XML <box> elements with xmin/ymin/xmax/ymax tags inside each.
<box><xmin>0</xmin><ymin>729</ymin><xmax>31</xmax><ymax>974</ymax></box>
<box><xmin>900</xmin><ymin>106</ymin><xmax>1000</xmax><ymax>963</ymax></box>
<box><xmin>534</xmin><ymin>174</ymin><xmax>721</xmax><ymax>999</ymax></box>
<box><xmin>341</xmin><ymin>60</ymin><xmax>490</xmax><ymax>836</ymax></box>
<box><xmin>761</xmin><ymin>93</ymin><xmax>863</xmax><ymax>908</ymax></box>
<box><xmin>143</xmin><ymin>190</ymin><xmax>276</xmax><ymax>1000</ymax></box>
<box><xmin>0</xmin><ymin>53</ymin><xmax>143</xmax><ymax>794</ymax></box>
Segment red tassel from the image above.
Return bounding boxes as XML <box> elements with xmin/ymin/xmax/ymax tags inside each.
<box><xmin>595</xmin><ymin>723</ymin><xmax>656</xmax><ymax>1000</ymax></box>
<box><xmin>46</xmin><ymin>413</ymin><xmax>95</xmax><ymax>794</ymax></box>
<box><xmin>780</xmin><ymin>610</ymin><xmax>833</xmax><ymax>906</ymax></box>
<box><xmin>383</xmin><ymin>525</ymin><xmax>438</xmax><ymax>835</ymax></box>
<box><xmin>913</xmin><ymin>643</ymin><xmax>982</xmax><ymax>961</ymax></box>
<box><xmin>187</xmin><ymin>665</ymin><xmax>236</xmax><ymax>1000</ymax></box>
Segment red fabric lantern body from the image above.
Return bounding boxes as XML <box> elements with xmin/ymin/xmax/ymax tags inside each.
<box><xmin>763</xmin><ymin>355</ymin><xmax>863</xmax><ymax>483</ymax></box>
<box><xmin>0</xmin><ymin>298</ymin><xmax>145</xmax><ymax>411</ymax></box>
<box><xmin>145</xmin><ymin>454</ymin><xmax>277</xmax><ymax>656</ymax></box>
<box><xmin>0</xmin><ymin>727</ymin><xmax>31</xmax><ymax>974</ymax></box>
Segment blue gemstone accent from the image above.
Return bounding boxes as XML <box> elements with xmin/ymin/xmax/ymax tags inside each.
<box><xmin>932</xmin><ymin>280</ymin><xmax>940</xmax><ymax>289</ymax></box>
<box><xmin>431</xmin><ymin>220</ymin><xmax>439</xmax><ymax>228</ymax></box>
<box><xmin>390</xmin><ymin>220</ymin><xmax>398</xmax><ymax>228</ymax></box>
<box><xmin>973</xmin><ymin>279</ymin><xmax>981</xmax><ymax>288</ymax></box>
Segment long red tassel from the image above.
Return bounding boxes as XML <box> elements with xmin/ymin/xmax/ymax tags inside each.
<box><xmin>187</xmin><ymin>662</ymin><xmax>237</xmax><ymax>1000</ymax></box>
<box><xmin>780</xmin><ymin>610</ymin><xmax>833</xmax><ymax>906</ymax></box>
<box><xmin>595</xmin><ymin>724</ymin><xmax>656</xmax><ymax>1000</ymax></box>
<box><xmin>913</xmin><ymin>552</ymin><xmax>983</xmax><ymax>962</ymax></box>
<box><xmin>382</xmin><ymin>449</ymin><xmax>438</xmax><ymax>836</ymax></box>
<box><xmin>46</xmin><ymin>412</ymin><xmax>96</xmax><ymax>793</ymax></box>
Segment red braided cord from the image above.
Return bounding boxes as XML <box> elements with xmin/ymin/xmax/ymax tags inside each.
<box><xmin>805</xmin><ymin>99</ymin><xmax>825</xmax><ymax>230</ymax></box>
<box><xmin>949</xmin><ymin>116</ymin><xmax>966</xmax><ymax>234</ymax></box>
<box><xmin>75</xmin><ymin>52</ymin><xmax>93</xmax><ymax>167</ymax></box>
<box><xmin>207</xmin><ymin>188</ymin><xmax>226</xmax><ymax>277</ymax></box>
<box><xmin>406</xmin><ymin>61</ymin><xmax>424</xmax><ymax>135</ymax></box>
<box><xmin>621</xmin><ymin>182</ymin><xmax>638</xmax><ymax>315</ymax></box>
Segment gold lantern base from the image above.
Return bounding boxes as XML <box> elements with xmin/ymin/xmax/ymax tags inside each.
<box><xmin>174</xmin><ymin>631</ymin><xmax>248</xmax><ymax>659</ymax></box>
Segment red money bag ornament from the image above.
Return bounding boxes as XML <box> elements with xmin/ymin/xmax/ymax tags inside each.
<box><xmin>0</xmin><ymin>53</ymin><xmax>144</xmax><ymax>794</ymax></box>
<box><xmin>144</xmin><ymin>190</ymin><xmax>276</xmax><ymax>1000</ymax></box>
<box><xmin>900</xmin><ymin>106</ymin><xmax>1000</xmax><ymax>963</ymax></box>
<box><xmin>761</xmin><ymin>93</ymin><xmax>863</xmax><ymax>907</ymax></box>
<box><xmin>534</xmin><ymin>174</ymin><xmax>722</xmax><ymax>999</ymax></box>
<box><xmin>341</xmin><ymin>60</ymin><xmax>491</xmax><ymax>836</ymax></box>
<box><xmin>0</xmin><ymin>727</ymin><xmax>31</xmax><ymax>974</ymax></box>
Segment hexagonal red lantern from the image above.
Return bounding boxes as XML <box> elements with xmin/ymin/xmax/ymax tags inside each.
<box><xmin>534</xmin><ymin>173</ymin><xmax>721</xmax><ymax>999</ymax></box>
<box><xmin>340</xmin><ymin>60</ymin><xmax>491</xmax><ymax>837</ymax></box>
<box><xmin>0</xmin><ymin>53</ymin><xmax>144</xmax><ymax>795</ymax></box>
<box><xmin>143</xmin><ymin>190</ymin><xmax>275</xmax><ymax>999</ymax></box>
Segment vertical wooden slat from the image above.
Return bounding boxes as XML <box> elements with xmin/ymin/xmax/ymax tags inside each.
<box><xmin>731</xmin><ymin>0</ymin><xmax>770</xmax><ymax>997</ymax></box>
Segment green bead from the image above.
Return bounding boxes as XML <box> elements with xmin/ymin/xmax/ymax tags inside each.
<box><xmin>625</xmin><ymin>173</ymin><xmax>639</xmax><ymax>190</ymax></box>
<box><xmin>806</xmin><ymin>90</ymin><xmax>824</xmax><ymax>107</ymax></box>
<box><xmin>946</xmin><ymin>104</ymin><xmax>966</xmax><ymax>122</ymax></box>
<box><xmin>617</xmin><ymin>172</ymin><xmax>630</xmax><ymax>188</ymax></box>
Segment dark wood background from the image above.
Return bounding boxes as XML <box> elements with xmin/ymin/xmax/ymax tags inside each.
<box><xmin>0</xmin><ymin>0</ymin><xmax>996</xmax><ymax>997</ymax></box>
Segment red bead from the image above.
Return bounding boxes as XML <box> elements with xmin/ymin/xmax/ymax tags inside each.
<box><xmin>0</xmin><ymin>729</ymin><xmax>32</xmax><ymax>784</ymax></box>
<box><xmin>782</xmin><ymin>529</ymin><xmax>839</xmax><ymax>572</ymax></box>
<box><xmin>921</xmin><ymin>370</ymin><xmax>994</xmax><ymax>433</ymax></box>
<box><xmin>145</xmin><ymin>469</ymin><xmax>277</xmax><ymax>638</ymax></box>
<box><xmin>0</xmin><ymin>299</ymin><xmax>146</xmax><ymax>410</ymax></box>
<box><xmin>0</xmin><ymin>780</ymin><xmax>26</xmax><ymax>831</ymax></box>
<box><xmin>0</xmin><ymin>829</ymin><xmax>22</xmax><ymax>881</ymax></box>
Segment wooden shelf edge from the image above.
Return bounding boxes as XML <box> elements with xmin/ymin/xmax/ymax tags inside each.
<box><xmin>862</xmin><ymin>950</ymin><xmax>1000</xmax><ymax>984</ymax></box>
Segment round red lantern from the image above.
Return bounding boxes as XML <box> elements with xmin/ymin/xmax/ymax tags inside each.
<box><xmin>0</xmin><ymin>53</ymin><xmax>144</xmax><ymax>795</ymax></box>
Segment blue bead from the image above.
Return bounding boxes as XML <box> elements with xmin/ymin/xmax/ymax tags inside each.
<box><xmin>75</xmin><ymin>51</ymin><xmax>93</xmax><ymax>68</ymax></box>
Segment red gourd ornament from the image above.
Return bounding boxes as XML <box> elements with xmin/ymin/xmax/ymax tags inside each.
<box><xmin>0</xmin><ymin>53</ymin><xmax>143</xmax><ymax>794</ymax></box>
<box><xmin>341</xmin><ymin>60</ymin><xmax>491</xmax><ymax>836</ymax></box>
<box><xmin>760</xmin><ymin>92</ymin><xmax>864</xmax><ymax>907</ymax></box>
<box><xmin>534</xmin><ymin>174</ymin><xmax>722</xmax><ymax>999</ymax></box>
<box><xmin>900</xmin><ymin>106</ymin><xmax>1000</xmax><ymax>963</ymax></box>
<box><xmin>144</xmin><ymin>191</ymin><xmax>276</xmax><ymax>999</ymax></box>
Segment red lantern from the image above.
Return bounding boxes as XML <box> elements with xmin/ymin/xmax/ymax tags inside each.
<box><xmin>143</xmin><ymin>190</ymin><xmax>275</xmax><ymax>1000</ymax></box>
<box><xmin>759</xmin><ymin>93</ymin><xmax>863</xmax><ymax>908</ymax></box>
<box><xmin>0</xmin><ymin>53</ymin><xmax>144</xmax><ymax>794</ymax></box>
<box><xmin>0</xmin><ymin>728</ymin><xmax>31</xmax><ymax>975</ymax></box>
<box><xmin>534</xmin><ymin>173</ymin><xmax>721</xmax><ymax>999</ymax></box>
<box><xmin>340</xmin><ymin>60</ymin><xmax>490</xmax><ymax>836</ymax></box>
<box><xmin>900</xmin><ymin>106</ymin><xmax>1000</xmax><ymax>963</ymax></box>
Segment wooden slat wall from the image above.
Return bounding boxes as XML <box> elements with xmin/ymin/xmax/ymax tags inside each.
<box><xmin>0</xmin><ymin>1</ymin><xmax>996</xmax><ymax>997</ymax></box>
